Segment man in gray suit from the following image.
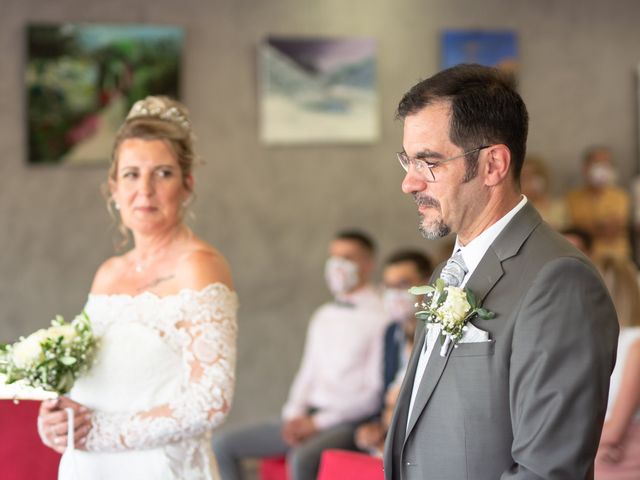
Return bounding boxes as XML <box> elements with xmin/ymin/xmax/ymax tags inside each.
<box><xmin>384</xmin><ymin>64</ymin><xmax>619</xmax><ymax>479</ymax></box>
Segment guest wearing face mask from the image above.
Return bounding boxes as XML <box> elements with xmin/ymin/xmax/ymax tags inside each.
<box><xmin>213</xmin><ymin>230</ymin><xmax>389</xmax><ymax>480</ymax></box>
<box><xmin>566</xmin><ymin>146</ymin><xmax>631</xmax><ymax>261</ymax></box>
<box><xmin>354</xmin><ymin>250</ymin><xmax>432</xmax><ymax>457</ymax></box>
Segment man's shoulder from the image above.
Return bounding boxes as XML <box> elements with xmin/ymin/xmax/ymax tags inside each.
<box><xmin>499</xmin><ymin>218</ymin><xmax>598</xmax><ymax>288</ymax></box>
<box><xmin>526</xmin><ymin>220</ymin><xmax>587</xmax><ymax>260</ymax></box>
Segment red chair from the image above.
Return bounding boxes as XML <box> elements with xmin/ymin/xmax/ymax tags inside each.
<box><xmin>0</xmin><ymin>400</ymin><xmax>61</xmax><ymax>480</ymax></box>
<box><xmin>317</xmin><ymin>449</ymin><xmax>384</xmax><ymax>480</ymax></box>
<box><xmin>259</xmin><ymin>455</ymin><xmax>289</xmax><ymax>480</ymax></box>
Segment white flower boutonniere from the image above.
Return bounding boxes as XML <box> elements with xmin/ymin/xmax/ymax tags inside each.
<box><xmin>409</xmin><ymin>278</ymin><xmax>495</xmax><ymax>356</ymax></box>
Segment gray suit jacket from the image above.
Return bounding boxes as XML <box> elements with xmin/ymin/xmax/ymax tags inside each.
<box><xmin>384</xmin><ymin>203</ymin><xmax>618</xmax><ymax>480</ymax></box>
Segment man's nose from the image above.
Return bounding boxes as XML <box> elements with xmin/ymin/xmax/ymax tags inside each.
<box><xmin>401</xmin><ymin>165</ymin><xmax>427</xmax><ymax>194</ymax></box>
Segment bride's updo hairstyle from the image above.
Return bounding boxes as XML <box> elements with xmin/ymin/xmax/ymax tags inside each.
<box><xmin>108</xmin><ymin>95</ymin><xmax>196</xmax><ymax>190</ymax></box>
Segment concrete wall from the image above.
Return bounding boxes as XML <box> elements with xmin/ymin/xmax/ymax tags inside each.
<box><xmin>1</xmin><ymin>0</ymin><xmax>639</xmax><ymax>428</ymax></box>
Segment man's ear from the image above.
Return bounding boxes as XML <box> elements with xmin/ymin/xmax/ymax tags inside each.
<box><xmin>483</xmin><ymin>145</ymin><xmax>511</xmax><ymax>187</ymax></box>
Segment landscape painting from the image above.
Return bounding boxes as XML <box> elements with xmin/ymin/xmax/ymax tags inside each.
<box><xmin>260</xmin><ymin>36</ymin><xmax>378</xmax><ymax>144</ymax></box>
<box><xmin>26</xmin><ymin>23</ymin><xmax>183</xmax><ymax>165</ymax></box>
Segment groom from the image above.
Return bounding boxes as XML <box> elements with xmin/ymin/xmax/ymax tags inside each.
<box><xmin>384</xmin><ymin>64</ymin><xmax>619</xmax><ymax>479</ymax></box>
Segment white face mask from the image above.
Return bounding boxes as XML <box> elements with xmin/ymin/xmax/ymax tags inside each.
<box><xmin>325</xmin><ymin>256</ymin><xmax>360</xmax><ymax>296</ymax></box>
<box><xmin>587</xmin><ymin>164</ymin><xmax>615</xmax><ymax>187</ymax></box>
<box><xmin>383</xmin><ymin>288</ymin><xmax>417</xmax><ymax>321</ymax></box>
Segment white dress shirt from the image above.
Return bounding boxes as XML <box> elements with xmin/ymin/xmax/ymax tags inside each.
<box><xmin>407</xmin><ymin>196</ymin><xmax>528</xmax><ymax>429</ymax></box>
<box><xmin>282</xmin><ymin>285</ymin><xmax>390</xmax><ymax>429</ymax></box>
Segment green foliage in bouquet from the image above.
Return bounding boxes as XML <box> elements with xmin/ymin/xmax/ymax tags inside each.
<box><xmin>0</xmin><ymin>312</ymin><xmax>96</xmax><ymax>395</ymax></box>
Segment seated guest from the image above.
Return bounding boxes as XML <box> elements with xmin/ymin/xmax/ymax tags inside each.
<box><xmin>566</xmin><ymin>146</ymin><xmax>631</xmax><ymax>261</ymax></box>
<box><xmin>520</xmin><ymin>154</ymin><xmax>567</xmax><ymax>230</ymax></box>
<box><xmin>354</xmin><ymin>250</ymin><xmax>432</xmax><ymax>457</ymax></box>
<box><xmin>595</xmin><ymin>257</ymin><xmax>640</xmax><ymax>478</ymax></box>
<box><xmin>561</xmin><ymin>226</ymin><xmax>594</xmax><ymax>258</ymax></box>
<box><xmin>213</xmin><ymin>230</ymin><xmax>389</xmax><ymax>480</ymax></box>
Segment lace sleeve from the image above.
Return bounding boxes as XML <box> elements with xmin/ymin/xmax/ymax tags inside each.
<box><xmin>84</xmin><ymin>285</ymin><xmax>238</xmax><ymax>451</ymax></box>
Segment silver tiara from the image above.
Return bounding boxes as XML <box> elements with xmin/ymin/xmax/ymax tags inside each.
<box><xmin>126</xmin><ymin>96</ymin><xmax>191</xmax><ymax>132</ymax></box>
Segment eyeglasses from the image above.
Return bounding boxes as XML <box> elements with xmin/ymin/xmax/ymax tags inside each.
<box><xmin>396</xmin><ymin>145</ymin><xmax>491</xmax><ymax>182</ymax></box>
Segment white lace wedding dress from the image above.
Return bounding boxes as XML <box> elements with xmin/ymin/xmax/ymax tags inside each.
<box><xmin>58</xmin><ymin>283</ymin><xmax>238</xmax><ymax>480</ymax></box>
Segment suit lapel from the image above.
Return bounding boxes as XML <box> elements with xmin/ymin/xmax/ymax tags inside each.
<box><xmin>464</xmin><ymin>247</ymin><xmax>504</xmax><ymax>306</ymax></box>
<box><xmin>384</xmin><ymin>323</ymin><xmax>427</xmax><ymax>466</ymax></box>
<box><xmin>404</xmin><ymin>335</ymin><xmax>453</xmax><ymax>438</ymax></box>
<box><xmin>465</xmin><ymin>201</ymin><xmax>542</xmax><ymax>305</ymax></box>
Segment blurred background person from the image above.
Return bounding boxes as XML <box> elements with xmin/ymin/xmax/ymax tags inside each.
<box><xmin>595</xmin><ymin>256</ymin><xmax>640</xmax><ymax>478</ymax></box>
<box><xmin>566</xmin><ymin>146</ymin><xmax>631</xmax><ymax>261</ymax></box>
<box><xmin>561</xmin><ymin>226</ymin><xmax>594</xmax><ymax>258</ymax></box>
<box><xmin>355</xmin><ymin>249</ymin><xmax>432</xmax><ymax>457</ymax></box>
<box><xmin>213</xmin><ymin>230</ymin><xmax>388</xmax><ymax>480</ymax></box>
<box><xmin>37</xmin><ymin>96</ymin><xmax>238</xmax><ymax>480</ymax></box>
<box><xmin>520</xmin><ymin>154</ymin><xmax>567</xmax><ymax>230</ymax></box>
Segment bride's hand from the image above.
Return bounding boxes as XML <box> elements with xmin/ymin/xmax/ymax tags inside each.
<box><xmin>38</xmin><ymin>397</ymin><xmax>93</xmax><ymax>453</ymax></box>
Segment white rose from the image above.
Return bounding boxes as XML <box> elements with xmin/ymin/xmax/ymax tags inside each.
<box><xmin>11</xmin><ymin>329</ymin><xmax>48</xmax><ymax>369</ymax></box>
<box><xmin>46</xmin><ymin>324</ymin><xmax>77</xmax><ymax>345</ymax></box>
<box><xmin>439</xmin><ymin>287</ymin><xmax>471</xmax><ymax>326</ymax></box>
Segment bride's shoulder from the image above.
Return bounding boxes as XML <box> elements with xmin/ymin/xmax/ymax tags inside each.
<box><xmin>175</xmin><ymin>239</ymin><xmax>234</xmax><ymax>292</ymax></box>
<box><xmin>90</xmin><ymin>254</ymin><xmax>130</xmax><ymax>294</ymax></box>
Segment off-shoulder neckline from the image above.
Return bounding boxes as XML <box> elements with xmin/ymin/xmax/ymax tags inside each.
<box><xmin>88</xmin><ymin>282</ymin><xmax>236</xmax><ymax>301</ymax></box>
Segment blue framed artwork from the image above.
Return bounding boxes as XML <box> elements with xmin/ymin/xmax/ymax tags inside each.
<box><xmin>26</xmin><ymin>23</ymin><xmax>184</xmax><ymax>165</ymax></box>
<box><xmin>441</xmin><ymin>30</ymin><xmax>518</xmax><ymax>75</ymax></box>
<box><xmin>260</xmin><ymin>36</ymin><xmax>379</xmax><ymax>144</ymax></box>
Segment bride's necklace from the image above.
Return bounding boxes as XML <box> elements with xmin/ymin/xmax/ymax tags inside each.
<box><xmin>132</xmin><ymin>251</ymin><xmax>163</xmax><ymax>274</ymax></box>
<box><xmin>131</xmin><ymin>251</ymin><xmax>176</xmax><ymax>292</ymax></box>
<box><xmin>134</xmin><ymin>261</ymin><xmax>145</xmax><ymax>274</ymax></box>
<box><xmin>131</xmin><ymin>242</ymin><xmax>169</xmax><ymax>274</ymax></box>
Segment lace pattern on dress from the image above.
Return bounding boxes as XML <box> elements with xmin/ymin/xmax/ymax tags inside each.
<box><xmin>84</xmin><ymin>283</ymin><xmax>237</xmax><ymax>454</ymax></box>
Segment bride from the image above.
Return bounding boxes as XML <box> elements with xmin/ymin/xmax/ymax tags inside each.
<box><xmin>37</xmin><ymin>96</ymin><xmax>238</xmax><ymax>480</ymax></box>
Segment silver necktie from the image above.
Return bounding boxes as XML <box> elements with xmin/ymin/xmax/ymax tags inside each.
<box><xmin>423</xmin><ymin>250</ymin><xmax>469</xmax><ymax>353</ymax></box>
<box><xmin>439</xmin><ymin>250</ymin><xmax>468</xmax><ymax>287</ymax></box>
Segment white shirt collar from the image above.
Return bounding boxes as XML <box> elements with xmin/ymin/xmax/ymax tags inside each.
<box><xmin>453</xmin><ymin>195</ymin><xmax>528</xmax><ymax>282</ymax></box>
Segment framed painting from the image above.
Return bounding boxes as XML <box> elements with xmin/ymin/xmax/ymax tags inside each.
<box><xmin>441</xmin><ymin>30</ymin><xmax>518</xmax><ymax>76</ymax></box>
<box><xmin>26</xmin><ymin>23</ymin><xmax>183</xmax><ymax>165</ymax></box>
<box><xmin>259</xmin><ymin>36</ymin><xmax>379</xmax><ymax>144</ymax></box>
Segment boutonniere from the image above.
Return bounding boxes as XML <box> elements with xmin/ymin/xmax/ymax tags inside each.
<box><xmin>409</xmin><ymin>279</ymin><xmax>495</xmax><ymax>357</ymax></box>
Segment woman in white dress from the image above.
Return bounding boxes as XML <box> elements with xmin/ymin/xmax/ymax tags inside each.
<box><xmin>37</xmin><ymin>96</ymin><xmax>238</xmax><ymax>480</ymax></box>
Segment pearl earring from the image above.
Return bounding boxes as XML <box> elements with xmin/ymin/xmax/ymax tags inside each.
<box><xmin>114</xmin><ymin>202</ymin><xmax>120</xmax><ymax>210</ymax></box>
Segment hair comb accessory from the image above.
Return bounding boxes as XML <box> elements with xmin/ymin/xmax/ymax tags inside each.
<box><xmin>126</xmin><ymin>96</ymin><xmax>191</xmax><ymax>132</ymax></box>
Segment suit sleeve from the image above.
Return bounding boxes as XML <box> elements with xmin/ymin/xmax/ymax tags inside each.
<box><xmin>503</xmin><ymin>257</ymin><xmax>618</xmax><ymax>479</ymax></box>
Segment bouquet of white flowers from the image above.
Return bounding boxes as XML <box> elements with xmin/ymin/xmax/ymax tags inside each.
<box><xmin>0</xmin><ymin>312</ymin><xmax>96</xmax><ymax>398</ymax></box>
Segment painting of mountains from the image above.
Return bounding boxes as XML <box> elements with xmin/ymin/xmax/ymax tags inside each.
<box><xmin>260</xmin><ymin>36</ymin><xmax>378</xmax><ymax>144</ymax></box>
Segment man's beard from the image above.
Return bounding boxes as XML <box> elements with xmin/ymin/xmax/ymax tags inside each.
<box><xmin>414</xmin><ymin>194</ymin><xmax>450</xmax><ymax>239</ymax></box>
